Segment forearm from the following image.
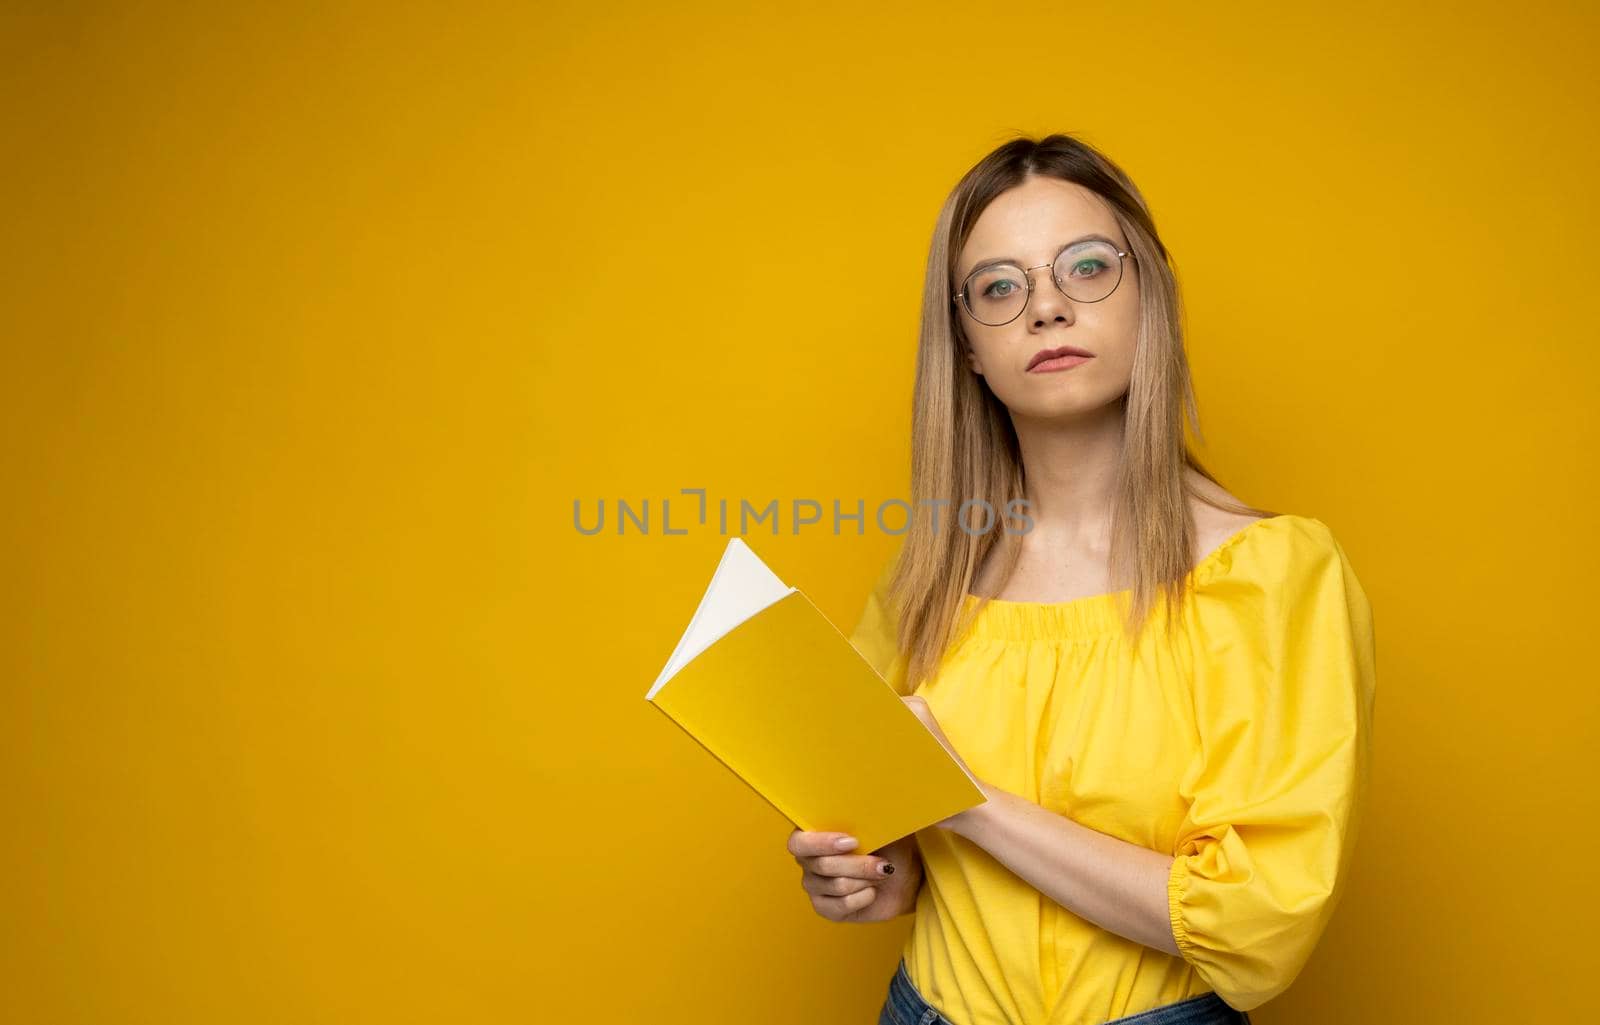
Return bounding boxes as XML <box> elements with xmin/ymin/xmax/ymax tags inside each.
<box><xmin>950</xmin><ymin>781</ymin><xmax>1181</xmax><ymax>957</ymax></box>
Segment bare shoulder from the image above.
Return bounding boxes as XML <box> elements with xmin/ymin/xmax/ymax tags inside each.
<box><xmin>1185</xmin><ymin>472</ymin><xmax>1270</xmax><ymax>564</ymax></box>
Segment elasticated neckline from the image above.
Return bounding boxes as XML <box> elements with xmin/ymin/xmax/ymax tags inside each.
<box><xmin>958</xmin><ymin>514</ymin><xmax>1310</xmax><ymax>641</ymax></box>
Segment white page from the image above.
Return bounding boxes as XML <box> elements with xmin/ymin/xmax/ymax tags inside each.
<box><xmin>646</xmin><ymin>538</ymin><xmax>795</xmax><ymax>699</ymax></box>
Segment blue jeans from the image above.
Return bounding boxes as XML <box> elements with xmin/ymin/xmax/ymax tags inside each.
<box><xmin>876</xmin><ymin>958</ymin><xmax>1253</xmax><ymax>1025</ymax></box>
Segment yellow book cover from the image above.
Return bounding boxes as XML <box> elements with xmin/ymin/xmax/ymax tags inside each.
<box><xmin>645</xmin><ymin>537</ymin><xmax>987</xmax><ymax>855</ymax></box>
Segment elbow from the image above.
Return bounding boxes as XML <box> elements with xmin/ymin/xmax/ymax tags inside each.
<box><xmin>1168</xmin><ymin>858</ymin><xmax>1338</xmax><ymax>1011</ymax></box>
<box><xmin>1183</xmin><ymin>911</ymin><xmax>1333</xmax><ymax>1011</ymax></box>
<box><xmin>1194</xmin><ymin>951</ymin><xmax>1312</xmax><ymax>1013</ymax></box>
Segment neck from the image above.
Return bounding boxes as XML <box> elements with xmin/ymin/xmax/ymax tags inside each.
<box><xmin>1007</xmin><ymin>397</ymin><xmax>1126</xmax><ymax>546</ymax></box>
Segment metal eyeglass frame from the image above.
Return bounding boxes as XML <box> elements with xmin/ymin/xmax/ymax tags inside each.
<box><xmin>951</xmin><ymin>242</ymin><xmax>1135</xmax><ymax>326</ymax></box>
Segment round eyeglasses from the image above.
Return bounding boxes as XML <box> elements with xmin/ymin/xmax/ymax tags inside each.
<box><xmin>952</xmin><ymin>239</ymin><xmax>1134</xmax><ymax>327</ymax></box>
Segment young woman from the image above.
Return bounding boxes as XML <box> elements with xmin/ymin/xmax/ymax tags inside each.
<box><xmin>786</xmin><ymin>134</ymin><xmax>1375</xmax><ymax>1025</ymax></box>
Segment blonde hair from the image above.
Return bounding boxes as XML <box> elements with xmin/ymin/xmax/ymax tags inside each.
<box><xmin>887</xmin><ymin>132</ymin><xmax>1274</xmax><ymax>691</ymax></box>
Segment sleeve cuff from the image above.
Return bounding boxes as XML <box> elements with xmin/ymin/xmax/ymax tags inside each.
<box><xmin>1166</xmin><ymin>854</ymin><xmax>1196</xmax><ymax>964</ymax></box>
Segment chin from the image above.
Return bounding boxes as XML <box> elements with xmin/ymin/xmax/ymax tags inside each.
<box><xmin>1008</xmin><ymin>394</ymin><xmax>1119</xmax><ymax>422</ymax></box>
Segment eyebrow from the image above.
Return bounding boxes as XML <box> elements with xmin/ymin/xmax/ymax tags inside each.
<box><xmin>960</xmin><ymin>233</ymin><xmax>1122</xmax><ymax>279</ymax></box>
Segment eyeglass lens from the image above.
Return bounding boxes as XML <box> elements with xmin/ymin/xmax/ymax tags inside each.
<box><xmin>960</xmin><ymin>240</ymin><xmax>1125</xmax><ymax>326</ymax></box>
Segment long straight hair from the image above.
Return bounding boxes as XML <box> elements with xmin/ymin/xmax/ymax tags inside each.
<box><xmin>888</xmin><ymin>132</ymin><xmax>1274</xmax><ymax>691</ymax></box>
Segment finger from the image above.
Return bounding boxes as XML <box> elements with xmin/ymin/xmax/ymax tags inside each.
<box><xmin>801</xmin><ymin>869</ymin><xmax>874</xmax><ymax>898</ymax></box>
<box><xmin>817</xmin><ymin>886</ymin><xmax>877</xmax><ymax>918</ymax></box>
<box><xmin>788</xmin><ymin>830</ymin><xmax>858</xmax><ymax>859</ymax></box>
<box><xmin>808</xmin><ymin>853</ymin><xmax>895</xmax><ymax>880</ymax></box>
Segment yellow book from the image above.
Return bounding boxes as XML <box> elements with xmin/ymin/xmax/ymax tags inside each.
<box><xmin>645</xmin><ymin>537</ymin><xmax>987</xmax><ymax>855</ymax></box>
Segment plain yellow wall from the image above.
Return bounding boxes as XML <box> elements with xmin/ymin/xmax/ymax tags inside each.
<box><xmin>3</xmin><ymin>2</ymin><xmax>1595</xmax><ymax>1021</ymax></box>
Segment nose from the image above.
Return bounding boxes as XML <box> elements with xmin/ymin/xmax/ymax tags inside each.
<box><xmin>1021</xmin><ymin>263</ymin><xmax>1075</xmax><ymax>327</ymax></box>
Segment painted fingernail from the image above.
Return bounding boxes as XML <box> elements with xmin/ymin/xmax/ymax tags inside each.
<box><xmin>835</xmin><ymin>837</ymin><xmax>858</xmax><ymax>850</ymax></box>
<box><xmin>879</xmin><ymin>862</ymin><xmax>895</xmax><ymax>875</ymax></box>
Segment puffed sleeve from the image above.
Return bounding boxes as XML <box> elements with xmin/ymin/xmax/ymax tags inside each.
<box><xmin>847</xmin><ymin>545</ymin><xmax>911</xmax><ymax>697</ymax></box>
<box><xmin>1166</xmin><ymin>518</ymin><xmax>1376</xmax><ymax>1011</ymax></box>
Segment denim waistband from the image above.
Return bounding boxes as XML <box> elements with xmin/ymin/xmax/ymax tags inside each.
<box><xmin>879</xmin><ymin>958</ymin><xmax>1250</xmax><ymax>1025</ymax></box>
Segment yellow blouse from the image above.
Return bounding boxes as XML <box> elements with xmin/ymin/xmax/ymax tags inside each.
<box><xmin>848</xmin><ymin>514</ymin><xmax>1375</xmax><ymax>1024</ymax></box>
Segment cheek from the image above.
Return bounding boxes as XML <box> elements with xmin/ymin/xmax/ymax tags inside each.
<box><xmin>1092</xmin><ymin>302</ymin><xmax>1141</xmax><ymax>371</ymax></box>
<box><xmin>1092</xmin><ymin>336</ymin><xmax>1138</xmax><ymax>395</ymax></box>
<box><xmin>966</xmin><ymin>330</ymin><xmax>1007</xmax><ymax>369</ymax></box>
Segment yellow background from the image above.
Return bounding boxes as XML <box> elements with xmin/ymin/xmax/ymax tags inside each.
<box><xmin>3</xmin><ymin>2</ymin><xmax>1594</xmax><ymax>1020</ymax></box>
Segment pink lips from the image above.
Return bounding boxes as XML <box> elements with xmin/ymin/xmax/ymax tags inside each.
<box><xmin>1027</xmin><ymin>345</ymin><xmax>1095</xmax><ymax>373</ymax></box>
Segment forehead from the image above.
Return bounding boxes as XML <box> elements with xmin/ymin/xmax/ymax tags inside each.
<box><xmin>958</xmin><ymin>177</ymin><xmax>1122</xmax><ymax>276</ymax></box>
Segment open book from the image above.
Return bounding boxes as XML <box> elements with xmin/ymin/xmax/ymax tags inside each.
<box><xmin>645</xmin><ymin>537</ymin><xmax>987</xmax><ymax>855</ymax></box>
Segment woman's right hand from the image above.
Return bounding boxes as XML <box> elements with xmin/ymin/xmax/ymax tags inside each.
<box><xmin>788</xmin><ymin>829</ymin><xmax>923</xmax><ymax>923</ymax></box>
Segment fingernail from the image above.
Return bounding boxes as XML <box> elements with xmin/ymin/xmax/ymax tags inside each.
<box><xmin>835</xmin><ymin>837</ymin><xmax>858</xmax><ymax>850</ymax></box>
<box><xmin>879</xmin><ymin>862</ymin><xmax>895</xmax><ymax>875</ymax></box>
